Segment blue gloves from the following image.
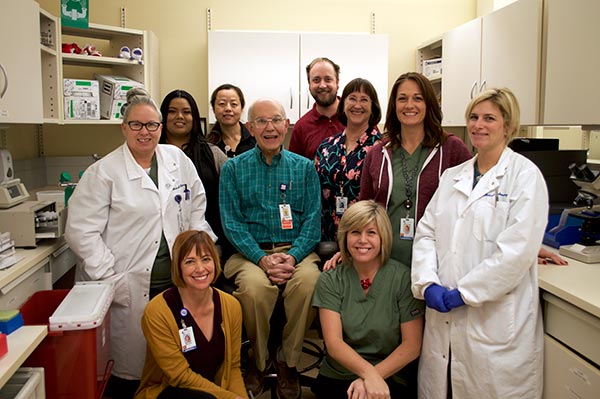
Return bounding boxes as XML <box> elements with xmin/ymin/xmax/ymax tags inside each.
<box><xmin>424</xmin><ymin>284</ymin><xmax>466</xmax><ymax>312</ymax></box>
<box><xmin>443</xmin><ymin>288</ymin><xmax>465</xmax><ymax>310</ymax></box>
<box><xmin>424</xmin><ymin>284</ymin><xmax>449</xmax><ymax>313</ymax></box>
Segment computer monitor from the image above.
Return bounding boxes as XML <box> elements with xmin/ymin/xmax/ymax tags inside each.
<box><xmin>509</xmin><ymin>138</ymin><xmax>559</xmax><ymax>151</ymax></box>
<box><xmin>515</xmin><ymin>149</ymin><xmax>587</xmax><ymax>206</ymax></box>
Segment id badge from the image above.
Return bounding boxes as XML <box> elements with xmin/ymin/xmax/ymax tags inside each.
<box><xmin>400</xmin><ymin>217</ymin><xmax>415</xmax><ymax>240</ymax></box>
<box><xmin>179</xmin><ymin>326</ymin><xmax>197</xmax><ymax>352</ymax></box>
<box><xmin>335</xmin><ymin>196</ymin><xmax>348</xmax><ymax>215</ymax></box>
<box><xmin>279</xmin><ymin>204</ymin><xmax>293</xmax><ymax>230</ymax></box>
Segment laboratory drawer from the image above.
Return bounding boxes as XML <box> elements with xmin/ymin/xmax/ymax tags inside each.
<box><xmin>544</xmin><ymin>335</ymin><xmax>600</xmax><ymax>399</ymax></box>
<box><xmin>49</xmin><ymin>244</ymin><xmax>76</xmax><ymax>284</ymax></box>
<box><xmin>543</xmin><ymin>292</ymin><xmax>600</xmax><ymax>365</ymax></box>
<box><xmin>0</xmin><ymin>259</ymin><xmax>52</xmax><ymax>310</ymax></box>
<box><xmin>0</xmin><ymin>367</ymin><xmax>45</xmax><ymax>399</ymax></box>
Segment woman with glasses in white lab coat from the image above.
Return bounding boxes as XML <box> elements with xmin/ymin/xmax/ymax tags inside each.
<box><xmin>65</xmin><ymin>88</ymin><xmax>215</xmax><ymax>399</ymax></box>
<box><xmin>411</xmin><ymin>88</ymin><xmax>547</xmax><ymax>398</ymax></box>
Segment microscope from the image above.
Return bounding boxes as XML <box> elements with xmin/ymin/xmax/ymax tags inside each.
<box><xmin>559</xmin><ymin>163</ymin><xmax>600</xmax><ymax>263</ymax></box>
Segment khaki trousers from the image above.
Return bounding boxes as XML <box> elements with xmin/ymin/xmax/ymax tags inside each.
<box><xmin>224</xmin><ymin>246</ymin><xmax>320</xmax><ymax>371</ymax></box>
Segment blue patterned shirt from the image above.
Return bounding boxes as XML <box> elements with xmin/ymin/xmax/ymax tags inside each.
<box><xmin>220</xmin><ymin>146</ymin><xmax>321</xmax><ymax>264</ymax></box>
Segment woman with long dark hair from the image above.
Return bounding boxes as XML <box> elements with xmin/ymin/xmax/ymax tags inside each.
<box><xmin>160</xmin><ymin>90</ymin><xmax>233</xmax><ymax>261</ymax></box>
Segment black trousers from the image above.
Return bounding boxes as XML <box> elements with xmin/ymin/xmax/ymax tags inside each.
<box><xmin>104</xmin><ymin>375</ymin><xmax>139</xmax><ymax>399</ymax></box>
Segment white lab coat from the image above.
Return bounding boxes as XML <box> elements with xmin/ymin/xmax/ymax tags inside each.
<box><xmin>65</xmin><ymin>143</ymin><xmax>215</xmax><ymax>380</ymax></box>
<box><xmin>411</xmin><ymin>147</ymin><xmax>547</xmax><ymax>399</ymax></box>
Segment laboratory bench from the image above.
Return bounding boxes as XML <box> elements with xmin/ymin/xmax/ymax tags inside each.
<box><xmin>0</xmin><ymin>238</ymin><xmax>76</xmax><ymax>390</ymax></box>
<box><xmin>539</xmin><ymin>246</ymin><xmax>600</xmax><ymax>399</ymax></box>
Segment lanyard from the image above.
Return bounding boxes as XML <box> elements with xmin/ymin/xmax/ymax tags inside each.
<box><xmin>399</xmin><ymin>148</ymin><xmax>422</xmax><ymax>211</ymax></box>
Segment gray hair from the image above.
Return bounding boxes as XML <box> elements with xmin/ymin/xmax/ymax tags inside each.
<box><xmin>121</xmin><ymin>87</ymin><xmax>162</xmax><ymax>122</ymax></box>
<box><xmin>247</xmin><ymin>98</ymin><xmax>286</xmax><ymax>121</ymax></box>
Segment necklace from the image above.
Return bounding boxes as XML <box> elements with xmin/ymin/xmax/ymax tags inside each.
<box><xmin>398</xmin><ymin>147</ymin><xmax>422</xmax><ymax>210</ymax></box>
<box><xmin>360</xmin><ymin>278</ymin><xmax>372</xmax><ymax>290</ymax></box>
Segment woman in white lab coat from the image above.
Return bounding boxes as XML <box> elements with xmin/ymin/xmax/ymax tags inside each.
<box><xmin>411</xmin><ymin>88</ymin><xmax>547</xmax><ymax>398</ymax></box>
<box><xmin>65</xmin><ymin>88</ymin><xmax>215</xmax><ymax>399</ymax></box>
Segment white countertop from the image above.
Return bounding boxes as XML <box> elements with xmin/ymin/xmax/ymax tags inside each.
<box><xmin>539</xmin><ymin>246</ymin><xmax>600</xmax><ymax>319</ymax></box>
<box><xmin>0</xmin><ymin>239</ymin><xmax>67</xmax><ymax>289</ymax></box>
<box><xmin>0</xmin><ymin>325</ymin><xmax>47</xmax><ymax>389</ymax></box>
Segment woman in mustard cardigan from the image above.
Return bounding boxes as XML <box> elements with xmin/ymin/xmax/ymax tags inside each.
<box><xmin>135</xmin><ymin>230</ymin><xmax>247</xmax><ymax>399</ymax></box>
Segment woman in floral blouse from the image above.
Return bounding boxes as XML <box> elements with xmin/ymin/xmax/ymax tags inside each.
<box><xmin>314</xmin><ymin>78</ymin><xmax>382</xmax><ymax>241</ymax></box>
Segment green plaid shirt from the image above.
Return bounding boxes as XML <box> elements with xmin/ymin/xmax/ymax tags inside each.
<box><xmin>220</xmin><ymin>146</ymin><xmax>321</xmax><ymax>264</ymax></box>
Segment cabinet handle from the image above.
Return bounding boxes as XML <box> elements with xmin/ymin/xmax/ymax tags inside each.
<box><xmin>306</xmin><ymin>88</ymin><xmax>310</xmax><ymax>109</ymax></box>
<box><xmin>52</xmin><ymin>243</ymin><xmax>70</xmax><ymax>257</ymax></box>
<box><xmin>0</xmin><ymin>259</ymin><xmax>48</xmax><ymax>295</ymax></box>
<box><xmin>290</xmin><ymin>88</ymin><xmax>293</xmax><ymax>109</ymax></box>
<box><xmin>480</xmin><ymin>80</ymin><xmax>486</xmax><ymax>93</ymax></box>
<box><xmin>0</xmin><ymin>63</ymin><xmax>7</xmax><ymax>99</ymax></box>
<box><xmin>470</xmin><ymin>81</ymin><xmax>477</xmax><ymax>99</ymax></box>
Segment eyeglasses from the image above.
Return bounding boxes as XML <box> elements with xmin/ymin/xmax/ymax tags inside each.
<box><xmin>127</xmin><ymin>121</ymin><xmax>161</xmax><ymax>132</ymax></box>
<box><xmin>251</xmin><ymin>116</ymin><xmax>286</xmax><ymax>129</ymax></box>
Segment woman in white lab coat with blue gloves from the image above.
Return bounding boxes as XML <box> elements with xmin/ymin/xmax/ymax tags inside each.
<box><xmin>65</xmin><ymin>88</ymin><xmax>215</xmax><ymax>399</ymax></box>
<box><xmin>411</xmin><ymin>88</ymin><xmax>547</xmax><ymax>398</ymax></box>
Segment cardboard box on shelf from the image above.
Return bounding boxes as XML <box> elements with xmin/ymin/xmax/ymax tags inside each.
<box><xmin>63</xmin><ymin>79</ymin><xmax>100</xmax><ymax>120</ymax></box>
<box><xmin>94</xmin><ymin>74</ymin><xmax>144</xmax><ymax>120</ymax></box>
<box><xmin>422</xmin><ymin>58</ymin><xmax>443</xmax><ymax>79</ymax></box>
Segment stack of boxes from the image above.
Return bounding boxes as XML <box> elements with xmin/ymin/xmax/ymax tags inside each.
<box><xmin>94</xmin><ymin>74</ymin><xmax>145</xmax><ymax>120</ymax></box>
<box><xmin>63</xmin><ymin>75</ymin><xmax>144</xmax><ymax>120</ymax></box>
<box><xmin>63</xmin><ymin>79</ymin><xmax>100</xmax><ymax>120</ymax></box>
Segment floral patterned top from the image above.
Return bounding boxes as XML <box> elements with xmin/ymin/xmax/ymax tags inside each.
<box><xmin>314</xmin><ymin>127</ymin><xmax>381</xmax><ymax>241</ymax></box>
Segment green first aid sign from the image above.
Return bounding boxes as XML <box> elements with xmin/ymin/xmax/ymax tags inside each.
<box><xmin>61</xmin><ymin>0</ymin><xmax>89</xmax><ymax>29</ymax></box>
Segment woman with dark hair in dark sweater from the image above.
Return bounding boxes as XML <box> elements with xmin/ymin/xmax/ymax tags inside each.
<box><xmin>159</xmin><ymin>89</ymin><xmax>233</xmax><ymax>261</ymax></box>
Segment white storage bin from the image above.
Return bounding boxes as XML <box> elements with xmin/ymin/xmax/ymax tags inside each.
<box><xmin>0</xmin><ymin>367</ymin><xmax>45</xmax><ymax>399</ymax></box>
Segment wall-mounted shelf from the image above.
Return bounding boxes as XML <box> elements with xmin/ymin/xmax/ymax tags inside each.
<box><xmin>40</xmin><ymin>17</ymin><xmax>158</xmax><ymax>125</ymax></box>
<box><xmin>39</xmin><ymin>7</ymin><xmax>60</xmax><ymax>123</ymax></box>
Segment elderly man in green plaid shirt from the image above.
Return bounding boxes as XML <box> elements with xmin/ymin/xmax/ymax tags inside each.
<box><xmin>220</xmin><ymin>98</ymin><xmax>321</xmax><ymax>399</ymax></box>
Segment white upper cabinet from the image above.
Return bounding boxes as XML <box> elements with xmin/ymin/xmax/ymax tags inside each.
<box><xmin>208</xmin><ymin>31</ymin><xmax>389</xmax><ymax>124</ymax></box>
<box><xmin>0</xmin><ymin>0</ymin><xmax>43</xmax><ymax>124</ymax></box>
<box><xmin>442</xmin><ymin>0</ymin><xmax>541</xmax><ymax>126</ymax></box>
<box><xmin>208</xmin><ymin>31</ymin><xmax>300</xmax><ymax>124</ymax></box>
<box><xmin>441</xmin><ymin>18</ymin><xmax>482</xmax><ymax>126</ymax></box>
<box><xmin>299</xmin><ymin>33</ymin><xmax>389</xmax><ymax>124</ymax></box>
<box><xmin>541</xmin><ymin>0</ymin><xmax>600</xmax><ymax>126</ymax></box>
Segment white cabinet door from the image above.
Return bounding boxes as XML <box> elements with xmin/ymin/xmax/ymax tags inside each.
<box><xmin>542</xmin><ymin>0</ymin><xmax>600</xmax><ymax>126</ymax></box>
<box><xmin>299</xmin><ymin>33</ymin><xmax>389</xmax><ymax>123</ymax></box>
<box><xmin>0</xmin><ymin>0</ymin><xmax>43</xmax><ymax>124</ymax></box>
<box><xmin>208</xmin><ymin>31</ymin><xmax>389</xmax><ymax>125</ymax></box>
<box><xmin>441</xmin><ymin>18</ymin><xmax>482</xmax><ymax>126</ymax></box>
<box><xmin>208</xmin><ymin>31</ymin><xmax>300</xmax><ymax>124</ymax></box>
<box><xmin>441</xmin><ymin>0</ymin><xmax>540</xmax><ymax>127</ymax></box>
<box><xmin>481</xmin><ymin>0</ymin><xmax>541</xmax><ymax>125</ymax></box>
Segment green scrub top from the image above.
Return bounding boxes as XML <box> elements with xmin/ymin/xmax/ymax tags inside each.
<box><xmin>388</xmin><ymin>145</ymin><xmax>427</xmax><ymax>267</ymax></box>
<box><xmin>312</xmin><ymin>259</ymin><xmax>424</xmax><ymax>382</ymax></box>
<box><xmin>148</xmin><ymin>154</ymin><xmax>172</xmax><ymax>289</ymax></box>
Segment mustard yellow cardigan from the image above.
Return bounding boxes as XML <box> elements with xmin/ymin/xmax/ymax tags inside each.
<box><xmin>135</xmin><ymin>288</ymin><xmax>248</xmax><ymax>399</ymax></box>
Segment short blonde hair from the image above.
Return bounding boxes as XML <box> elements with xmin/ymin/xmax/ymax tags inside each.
<box><xmin>171</xmin><ymin>230</ymin><xmax>221</xmax><ymax>287</ymax></box>
<box><xmin>465</xmin><ymin>87</ymin><xmax>521</xmax><ymax>142</ymax></box>
<box><xmin>337</xmin><ymin>200</ymin><xmax>392</xmax><ymax>266</ymax></box>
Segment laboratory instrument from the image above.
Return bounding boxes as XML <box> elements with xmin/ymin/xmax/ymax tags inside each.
<box><xmin>559</xmin><ymin>163</ymin><xmax>600</xmax><ymax>263</ymax></box>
